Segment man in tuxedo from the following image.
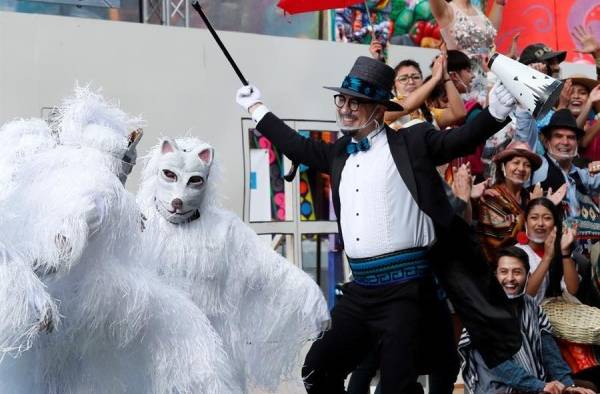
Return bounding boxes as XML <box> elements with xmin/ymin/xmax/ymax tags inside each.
<box><xmin>236</xmin><ymin>56</ymin><xmax>521</xmax><ymax>394</ymax></box>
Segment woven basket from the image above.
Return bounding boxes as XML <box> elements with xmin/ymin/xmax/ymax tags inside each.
<box><xmin>541</xmin><ymin>297</ymin><xmax>600</xmax><ymax>345</ymax></box>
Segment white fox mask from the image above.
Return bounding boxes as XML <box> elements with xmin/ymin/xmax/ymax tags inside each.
<box><xmin>154</xmin><ymin>138</ymin><xmax>214</xmax><ymax>224</ymax></box>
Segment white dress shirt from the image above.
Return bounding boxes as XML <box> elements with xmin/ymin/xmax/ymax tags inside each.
<box><xmin>339</xmin><ymin>126</ymin><xmax>436</xmax><ymax>259</ymax></box>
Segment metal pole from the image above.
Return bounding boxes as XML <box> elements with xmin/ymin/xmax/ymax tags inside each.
<box><xmin>191</xmin><ymin>1</ymin><xmax>248</xmax><ymax>85</ymax></box>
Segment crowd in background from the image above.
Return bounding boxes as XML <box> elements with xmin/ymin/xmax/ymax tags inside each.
<box><xmin>349</xmin><ymin>0</ymin><xmax>600</xmax><ymax>392</ymax></box>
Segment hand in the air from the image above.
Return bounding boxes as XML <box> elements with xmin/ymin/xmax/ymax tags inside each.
<box><xmin>488</xmin><ymin>82</ymin><xmax>516</xmax><ymax>121</ymax></box>
<box><xmin>236</xmin><ymin>85</ymin><xmax>263</xmax><ymax>112</ymax></box>
<box><xmin>369</xmin><ymin>40</ymin><xmax>384</xmax><ymax>61</ymax></box>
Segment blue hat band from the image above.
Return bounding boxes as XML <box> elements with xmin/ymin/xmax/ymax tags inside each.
<box><xmin>341</xmin><ymin>76</ymin><xmax>392</xmax><ymax>101</ymax></box>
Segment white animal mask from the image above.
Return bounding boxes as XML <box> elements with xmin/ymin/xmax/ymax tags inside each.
<box><xmin>154</xmin><ymin>139</ymin><xmax>214</xmax><ymax>224</ymax></box>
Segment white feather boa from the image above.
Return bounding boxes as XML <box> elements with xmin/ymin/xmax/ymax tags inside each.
<box><xmin>138</xmin><ymin>141</ymin><xmax>331</xmax><ymax>392</ymax></box>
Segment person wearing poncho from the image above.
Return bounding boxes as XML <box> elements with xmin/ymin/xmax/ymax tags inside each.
<box><xmin>459</xmin><ymin>246</ymin><xmax>593</xmax><ymax>394</ymax></box>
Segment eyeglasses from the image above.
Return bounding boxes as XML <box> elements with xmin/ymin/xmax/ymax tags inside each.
<box><xmin>334</xmin><ymin>94</ymin><xmax>369</xmax><ymax>111</ymax></box>
<box><xmin>395</xmin><ymin>74</ymin><xmax>422</xmax><ymax>83</ymax></box>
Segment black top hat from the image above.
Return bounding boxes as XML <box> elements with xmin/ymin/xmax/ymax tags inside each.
<box><xmin>324</xmin><ymin>56</ymin><xmax>403</xmax><ymax>111</ymax></box>
<box><xmin>519</xmin><ymin>43</ymin><xmax>566</xmax><ymax>66</ymax></box>
<box><xmin>540</xmin><ymin>109</ymin><xmax>584</xmax><ymax>139</ymax></box>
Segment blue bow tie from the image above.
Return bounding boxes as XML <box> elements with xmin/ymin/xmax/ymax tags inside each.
<box><xmin>346</xmin><ymin>138</ymin><xmax>371</xmax><ymax>155</ymax></box>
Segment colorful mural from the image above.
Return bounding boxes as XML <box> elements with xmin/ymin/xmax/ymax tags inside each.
<box><xmin>333</xmin><ymin>0</ymin><xmax>483</xmax><ymax>51</ymax></box>
<box><xmin>494</xmin><ymin>0</ymin><xmax>600</xmax><ymax>64</ymax></box>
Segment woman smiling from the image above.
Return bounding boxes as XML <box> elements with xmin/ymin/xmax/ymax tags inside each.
<box><xmin>477</xmin><ymin>141</ymin><xmax>542</xmax><ymax>263</ymax></box>
<box><xmin>516</xmin><ymin>198</ymin><xmax>580</xmax><ymax>305</ymax></box>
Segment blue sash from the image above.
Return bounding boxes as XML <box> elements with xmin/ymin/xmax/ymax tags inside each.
<box><xmin>348</xmin><ymin>247</ymin><xmax>430</xmax><ymax>287</ymax></box>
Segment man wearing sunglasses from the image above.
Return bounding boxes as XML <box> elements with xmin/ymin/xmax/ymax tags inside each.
<box><xmin>236</xmin><ymin>55</ymin><xmax>520</xmax><ymax>394</ymax></box>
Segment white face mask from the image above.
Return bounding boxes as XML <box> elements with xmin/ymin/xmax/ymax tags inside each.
<box><xmin>154</xmin><ymin>139</ymin><xmax>213</xmax><ymax>224</ymax></box>
<box><xmin>548</xmin><ymin>144</ymin><xmax>578</xmax><ymax>161</ymax></box>
<box><xmin>525</xmin><ymin>226</ymin><xmax>547</xmax><ymax>244</ymax></box>
<box><xmin>336</xmin><ymin>106</ymin><xmax>380</xmax><ymax>137</ymax></box>
<box><xmin>505</xmin><ymin>274</ymin><xmax>530</xmax><ymax>299</ymax></box>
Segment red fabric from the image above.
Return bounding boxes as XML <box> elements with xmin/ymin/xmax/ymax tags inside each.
<box><xmin>277</xmin><ymin>0</ymin><xmax>363</xmax><ymax>14</ymax></box>
<box><xmin>492</xmin><ymin>0</ymin><xmax>600</xmax><ymax>64</ymax></box>
<box><xmin>557</xmin><ymin>338</ymin><xmax>600</xmax><ymax>374</ymax></box>
<box><xmin>517</xmin><ymin>231</ymin><xmax>529</xmax><ymax>245</ymax></box>
<box><xmin>582</xmin><ymin>120</ymin><xmax>600</xmax><ymax>162</ymax></box>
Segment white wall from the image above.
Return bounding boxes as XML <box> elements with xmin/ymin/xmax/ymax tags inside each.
<box><xmin>0</xmin><ymin>11</ymin><xmax>438</xmax><ymax>215</ymax></box>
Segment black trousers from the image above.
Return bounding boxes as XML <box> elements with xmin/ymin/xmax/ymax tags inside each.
<box><xmin>302</xmin><ymin>278</ymin><xmax>459</xmax><ymax>394</ymax></box>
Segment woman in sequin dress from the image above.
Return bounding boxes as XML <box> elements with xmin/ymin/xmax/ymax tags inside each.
<box><xmin>430</xmin><ymin>0</ymin><xmax>506</xmax><ymax>106</ymax></box>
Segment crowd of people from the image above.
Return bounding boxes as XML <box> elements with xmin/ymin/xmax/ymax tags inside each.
<box><xmin>236</xmin><ymin>0</ymin><xmax>600</xmax><ymax>392</ymax></box>
<box><xmin>345</xmin><ymin>2</ymin><xmax>600</xmax><ymax>392</ymax></box>
<box><xmin>2</xmin><ymin>1</ymin><xmax>600</xmax><ymax>393</ymax></box>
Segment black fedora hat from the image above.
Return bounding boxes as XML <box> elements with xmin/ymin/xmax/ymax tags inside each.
<box><xmin>324</xmin><ymin>56</ymin><xmax>403</xmax><ymax>111</ymax></box>
<box><xmin>540</xmin><ymin>108</ymin><xmax>584</xmax><ymax>139</ymax></box>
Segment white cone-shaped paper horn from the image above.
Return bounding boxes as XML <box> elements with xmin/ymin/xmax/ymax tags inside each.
<box><xmin>488</xmin><ymin>53</ymin><xmax>564</xmax><ymax>120</ymax></box>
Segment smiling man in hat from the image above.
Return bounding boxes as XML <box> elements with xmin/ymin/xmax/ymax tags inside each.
<box><xmin>236</xmin><ymin>56</ymin><xmax>521</xmax><ymax>393</ymax></box>
<box><xmin>526</xmin><ymin>108</ymin><xmax>600</xmax><ymax>217</ymax></box>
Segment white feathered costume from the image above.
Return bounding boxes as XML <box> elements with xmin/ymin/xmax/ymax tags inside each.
<box><xmin>0</xmin><ymin>118</ymin><xmax>58</xmax><ymax>357</ymax></box>
<box><xmin>0</xmin><ymin>88</ymin><xmax>240</xmax><ymax>394</ymax></box>
<box><xmin>137</xmin><ymin>137</ymin><xmax>331</xmax><ymax>392</ymax></box>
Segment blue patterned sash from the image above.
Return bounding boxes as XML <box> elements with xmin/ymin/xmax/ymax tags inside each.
<box><xmin>348</xmin><ymin>248</ymin><xmax>430</xmax><ymax>287</ymax></box>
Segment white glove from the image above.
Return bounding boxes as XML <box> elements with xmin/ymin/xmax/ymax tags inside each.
<box><xmin>236</xmin><ymin>85</ymin><xmax>262</xmax><ymax>111</ymax></box>
<box><xmin>488</xmin><ymin>82</ymin><xmax>516</xmax><ymax>121</ymax></box>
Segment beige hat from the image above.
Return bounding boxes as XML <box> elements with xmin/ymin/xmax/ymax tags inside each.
<box><xmin>493</xmin><ymin>141</ymin><xmax>542</xmax><ymax>170</ymax></box>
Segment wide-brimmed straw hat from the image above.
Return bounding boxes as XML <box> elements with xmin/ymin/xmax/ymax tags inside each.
<box><xmin>493</xmin><ymin>140</ymin><xmax>542</xmax><ymax>170</ymax></box>
<box><xmin>324</xmin><ymin>56</ymin><xmax>404</xmax><ymax>111</ymax></box>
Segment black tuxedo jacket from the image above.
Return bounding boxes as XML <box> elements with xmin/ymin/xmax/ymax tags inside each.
<box><xmin>256</xmin><ymin>109</ymin><xmax>521</xmax><ymax>367</ymax></box>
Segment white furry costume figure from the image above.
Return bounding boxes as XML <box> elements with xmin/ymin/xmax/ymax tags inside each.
<box><xmin>0</xmin><ymin>119</ymin><xmax>58</xmax><ymax>357</ymax></box>
<box><xmin>137</xmin><ymin>137</ymin><xmax>330</xmax><ymax>392</ymax></box>
<box><xmin>0</xmin><ymin>88</ymin><xmax>239</xmax><ymax>394</ymax></box>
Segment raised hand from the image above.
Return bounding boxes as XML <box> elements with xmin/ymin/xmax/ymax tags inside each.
<box><xmin>544</xmin><ymin>227</ymin><xmax>557</xmax><ymax>260</ymax></box>
<box><xmin>507</xmin><ymin>32</ymin><xmax>521</xmax><ymax>59</ymax></box>
<box><xmin>547</xmin><ymin>183</ymin><xmax>567</xmax><ymax>205</ymax></box>
<box><xmin>561</xmin><ymin>224</ymin><xmax>577</xmax><ymax>255</ymax></box>
<box><xmin>558</xmin><ymin>79</ymin><xmax>573</xmax><ymax>110</ymax></box>
<box><xmin>588</xmin><ymin>160</ymin><xmax>600</xmax><ymax>175</ymax></box>
<box><xmin>529</xmin><ymin>182</ymin><xmax>544</xmax><ymax>200</ymax></box>
<box><xmin>451</xmin><ymin>164</ymin><xmax>472</xmax><ymax>203</ymax></box>
<box><xmin>471</xmin><ymin>178</ymin><xmax>491</xmax><ymax>200</ymax></box>
<box><xmin>488</xmin><ymin>81</ymin><xmax>517</xmax><ymax>121</ymax></box>
<box><xmin>369</xmin><ymin>40</ymin><xmax>384</xmax><ymax>61</ymax></box>
<box><xmin>431</xmin><ymin>53</ymin><xmax>446</xmax><ymax>82</ymax></box>
<box><xmin>236</xmin><ymin>85</ymin><xmax>263</xmax><ymax>111</ymax></box>
<box><xmin>572</xmin><ymin>25</ymin><xmax>600</xmax><ymax>55</ymax></box>
<box><xmin>589</xmin><ymin>84</ymin><xmax>600</xmax><ymax>104</ymax></box>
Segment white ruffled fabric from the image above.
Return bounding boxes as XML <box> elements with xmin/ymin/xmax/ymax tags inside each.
<box><xmin>138</xmin><ymin>138</ymin><xmax>331</xmax><ymax>392</ymax></box>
